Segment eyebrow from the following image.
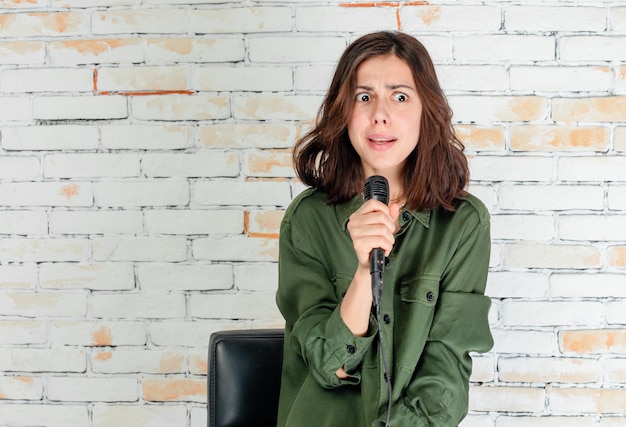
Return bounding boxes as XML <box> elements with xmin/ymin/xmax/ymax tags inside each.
<box><xmin>356</xmin><ymin>84</ymin><xmax>416</xmax><ymax>91</ymax></box>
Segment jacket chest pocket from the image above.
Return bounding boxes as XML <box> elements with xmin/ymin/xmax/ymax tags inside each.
<box><xmin>400</xmin><ymin>275</ymin><xmax>440</xmax><ymax>306</ymax></box>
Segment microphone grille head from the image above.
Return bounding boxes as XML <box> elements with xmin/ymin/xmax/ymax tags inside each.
<box><xmin>363</xmin><ymin>175</ymin><xmax>389</xmax><ymax>205</ymax></box>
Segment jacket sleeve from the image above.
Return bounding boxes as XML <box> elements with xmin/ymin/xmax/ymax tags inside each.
<box><xmin>276</xmin><ymin>214</ymin><xmax>378</xmax><ymax>389</ymax></box>
<box><xmin>378</xmin><ymin>217</ymin><xmax>493</xmax><ymax>427</ymax></box>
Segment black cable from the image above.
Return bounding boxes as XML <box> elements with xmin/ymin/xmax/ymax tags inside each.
<box><xmin>374</xmin><ymin>292</ymin><xmax>392</xmax><ymax>427</ymax></box>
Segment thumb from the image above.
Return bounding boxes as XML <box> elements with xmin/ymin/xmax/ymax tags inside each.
<box><xmin>389</xmin><ymin>203</ymin><xmax>402</xmax><ymax>221</ymax></box>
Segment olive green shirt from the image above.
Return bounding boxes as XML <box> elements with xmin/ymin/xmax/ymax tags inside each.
<box><xmin>276</xmin><ymin>188</ymin><xmax>493</xmax><ymax>427</ymax></box>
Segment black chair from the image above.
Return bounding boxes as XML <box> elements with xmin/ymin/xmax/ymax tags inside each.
<box><xmin>208</xmin><ymin>329</ymin><xmax>284</xmax><ymax>427</ymax></box>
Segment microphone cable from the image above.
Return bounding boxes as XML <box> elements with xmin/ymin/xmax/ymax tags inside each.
<box><xmin>374</xmin><ymin>294</ymin><xmax>393</xmax><ymax>427</ymax></box>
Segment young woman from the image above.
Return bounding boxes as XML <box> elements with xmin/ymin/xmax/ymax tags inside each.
<box><xmin>276</xmin><ymin>31</ymin><xmax>493</xmax><ymax>427</ymax></box>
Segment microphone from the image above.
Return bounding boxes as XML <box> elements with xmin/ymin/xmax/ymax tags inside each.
<box><xmin>363</xmin><ymin>175</ymin><xmax>389</xmax><ymax>307</ymax></box>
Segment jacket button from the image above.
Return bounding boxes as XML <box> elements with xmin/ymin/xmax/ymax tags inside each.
<box><xmin>402</xmin><ymin>211</ymin><xmax>411</xmax><ymax>222</ymax></box>
<box><xmin>426</xmin><ymin>291</ymin><xmax>434</xmax><ymax>302</ymax></box>
<box><xmin>346</xmin><ymin>345</ymin><xmax>356</xmax><ymax>354</ymax></box>
<box><xmin>383</xmin><ymin>314</ymin><xmax>391</xmax><ymax>324</ymax></box>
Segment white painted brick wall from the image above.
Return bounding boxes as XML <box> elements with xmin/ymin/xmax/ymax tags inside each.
<box><xmin>1</xmin><ymin>1</ymin><xmax>626</xmax><ymax>426</ymax></box>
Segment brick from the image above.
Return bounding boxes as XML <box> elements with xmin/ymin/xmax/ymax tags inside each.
<box><xmin>142</xmin><ymin>151</ymin><xmax>239</xmax><ymax>178</ymax></box>
<box><xmin>92</xmin><ymin>293</ymin><xmax>186</xmax><ymax>319</ymax></box>
<box><xmin>0</xmin><ymin>0</ymin><xmax>45</xmax><ymax>9</ymax></box>
<box><xmin>608</xmin><ymin>246</ymin><xmax>626</xmax><ymax>268</ymax></box>
<box><xmin>189</xmin><ymin>350</ymin><xmax>207</xmax><ymax>375</ymax></box>
<box><xmin>34</xmin><ymin>95</ymin><xmax>127</xmax><ymax>120</ymax></box>
<box><xmin>191</xmin><ymin>407</ymin><xmax>208</xmax><ymax>427</ymax></box>
<box><xmin>617</xmin><ymin>67</ymin><xmax>626</xmax><ymax>95</ymax></box>
<box><xmin>249</xmin><ymin>36</ymin><xmax>346</xmax><ymax>62</ymax></box>
<box><xmin>244</xmin><ymin>150</ymin><xmax>294</xmax><ymax>178</ymax></box>
<box><xmin>600</xmin><ymin>418</ymin><xmax>626</xmax><ymax>427</ymax></box>
<box><xmin>505</xmin><ymin>6</ymin><xmax>606</xmax><ymax>31</ymax></box>
<box><xmin>559</xmin><ymin>156</ymin><xmax>626</xmax><ymax>182</ymax></box>
<box><xmin>561</xmin><ymin>329</ymin><xmax>626</xmax><ymax>355</ymax></box>
<box><xmin>499</xmin><ymin>357</ymin><xmax>600</xmax><ymax>384</ymax></box>
<box><xmin>551</xmin><ymin>273</ymin><xmax>626</xmax><ymax>298</ymax></box>
<box><xmin>92</xmin><ymin>349</ymin><xmax>185</xmax><ymax>374</ymax></box>
<box><xmin>469</xmin><ymin>156</ymin><xmax>552</xmax><ymax>182</ymax></box>
<box><xmin>553</xmin><ymin>97</ymin><xmax>626</xmax><ymax>122</ymax></box>
<box><xmin>401</xmin><ymin>5</ymin><xmax>501</xmax><ymax>31</ymax></box>
<box><xmin>93</xmin><ymin>237</ymin><xmax>188</xmax><ymax>262</ymax></box>
<box><xmin>0</xmin><ymin>291</ymin><xmax>87</xmax><ymax>317</ymax></box>
<box><xmin>560</xmin><ymin>215</ymin><xmax>626</xmax><ymax>241</ymax></box>
<box><xmin>549</xmin><ymin>387</ymin><xmax>626</xmax><ymax>414</ymax></box>
<box><xmin>195</xmin><ymin>66</ymin><xmax>292</xmax><ymax>92</ymax></box>
<box><xmin>0</xmin><ymin>238</ymin><xmax>90</xmax><ymax>262</ymax></box>
<box><xmin>613</xmin><ymin>7</ymin><xmax>626</xmax><ymax>30</ymax></box>
<box><xmin>0</xmin><ymin>210</ymin><xmax>47</xmax><ymax>235</ymax></box>
<box><xmin>504</xmin><ymin>242</ymin><xmax>601</xmax><ymax>269</ymax></box>
<box><xmin>234</xmin><ymin>95</ymin><xmax>322</xmax><ymax>121</ymax></box>
<box><xmin>454</xmin><ymin>35</ymin><xmax>555</xmax><ymax>61</ymax></box>
<box><xmin>0</xmin><ymin>96</ymin><xmax>31</xmax><ymax>121</ymax></box>
<box><xmin>144</xmin><ymin>209</ymin><xmax>243</xmax><ymax>235</ymax></box>
<box><xmin>234</xmin><ymin>263</ymin><xmax>278</xmax><ymax>292</ymax></box>
<box><xmin>511</xmin><ymin>125</ymin><xmax>609</xmax><ymax>152</ymax></box>
<box><xmin>247</xmin><ymin>209</ymin><xmax>284</xmax><ymax>236</ymax></box>
<box><xmin>295</xmin><ymin>5</ymin><xmax>397</xmax><ymax>32</ymax></box>
<box><xmin>48</xmin><ymin>377</ymin><xmax>137</xmax><ymax>402</ymax></box>
<box><xmin>450</xmin><ymin>96</ymin><xmax>549</xmax><ymax>123</ymax></box>
<box><xmin>499</xmin><ymin>185</ymin><xmax>604</xmax><ymax>211</ymax></box>
<box><xmin>491</xmin><ymin>329</ymin><xmax>557</xmax><ymax>355</ymax></box>
<box><xmin>606</xmin><ymin>301</ymin><xmax>626</xmax><ymax>325</ymax></box>
<box><xmin>561</xmin><ymin>36</ymin><xmax>626</xmax><ymax>61</ymax></box>
<box><xmin>605</xmin><ymin>358</ymin><xmax>626</xmax><ymax>383</ymax></box>
<box><xmin>194</xmin><ymin>180</ymin><xmax>291</xmax><ymax>207</ymax></box>
<box><xmin>295</xmin><ymin>64</ymin><xmax>334</xmax><ymax>92</ymax></box>
<box><xmin>136</xmin><ymin>263</ymin><xmax>233</xmax><ymax>291</ymax></box>
<box><xmin>49</xmin><ymin>38</ymin><xmax>143</xmax><ymax>65</ymax></box>
<box><xmin>0</xmin><ymin>265</ymin><xmax>37</xmax><ymax>290</ymax></box>
<box><xmin>92</xmin><ymin>405</ymin><xmax>187</xmax><ymax>427</ymax></box>
<box><xmin>0</xmin><ymin>376</ymin><xmax>43</xmax><ymax>400</ymax></box>
<box><xmin>455</xmin><ymin>125</ymin><xmax>505</xmax><ymax>151</ymax></box>
<box><xmin>190</xmin><ymin>7</ymin><xmax>292</xmax><ymax>34</ymax></box>
<box><xmin>0</xmin><ymin>155</ymin><xmax>40</xmax><ymax>180</ymax></box>
<box><xmin>502</xmin><ymin>301</ymin><xmax>603</xmax><ymax>327</ymax></box>
<box><xmin>131</xmin><ymin>94</ymin><xmax>229</xmax><ymax>121</ymax></box>
<box><xmin>469</xmin><ymin>355</ymin><xmax>494</xmax><ymax>383</ymax></box>
<box><xmin>0</xmin><ymin>320</ymin><xmax>47</xmax><ymax>345</ymax></box>
<box><xmin>39</xmin><ymin>262</ymin><xmax>135</xmax><ymax>290</ymax></box>
<box><xmin>469</xmin><ymin>385</ymin><xmax>545</xmax><ymax>413</ymax></box>
<box><xmin>608</xmin><ymin>186</ymin><xmax>626</xmax><ymax>211</ymax></box>
<box><xmin>101</xmin><ymin>124</ymin><xmax>193</xmax><ymax>150</ymax></box>
<box><xmin>0</xmin><ymin>41</ymin><xmax>45</xmax><ymax>64</ymax></box>
<box><xmin>0</xmin><ymin>11</ymin><xmax>89</xmax><ymax>37</ymax></box>
<box><xmin>51</xmin><ymin>321</ymin><xmax>146</xmax><ymax>346</ymax></box>
<box><xmin>142</xmin><ymin>377</ymin><xmax>205</xmax><ymax>402</ymax></box>
<box><xmin>146</xmin><ymin>37</ymin><xmax>245</xmax><ymax>63</ymax></box>
<box><xmin>52</xmin><ymin>0</ymin><xmax>141</xmax><ymax>6</ymax></box>
<box><xmin>510</xmin><ymin>66</ymin><xmax>610</xmax><ymax>93</ymax></box>
<box><xmin>0</xmin><ymin>404</ymin><xmax>88</xmax><ymax>427</ymax></box>
<box><xmin>0</xmin><ymin>67</ymin><xmax>93</xmax><ymax>93</ymax></box>
<box><xmin>438</xmin><ymin>65</ymin><xmax>507</xmax><ymax>92</ymax></box>
<box><xmin>1</xmin><ymin>125</ymin><xmax>99</xmax><ymax>150</ymax></box>
<box><xmin>199</xmin><ymin>123</ymin><xmax>297</xmax><ymax>149</ymax></box>
<box><xmin>92</xmin><ymin>8</ymin><xmax>187</xmax><ymax>34</ymax></box>
<box><xmin>0</xmin><ymin>182</ymin><xmax>94</xmax><ymax>207</ymax></box>
<box><xmin>97</xmin><ymin>65</ymin><xmax>189</xmax><ymax>92</ymax></box>
<box><xmin>485</xmin><ymin>272</ymin><xmax>548</xmax><ymax>298</ymax></box>
<box><xmin>94</xmin><ymin>179</ymin><xmax>189</xmax><ymax>207</ymax></box>
<box><xmin>616</xmin><ymin>127</ymin><xmax>626</xmax><ymax>151</ymax></box>
<box><xmin>0</xmin><ymin>348</ymin><xmax>86</xmax><ymax>372</ymax></box>
<box><xmin>193</xmin><ymin>236</ymin><xmax>278</xmax><ymax>262</ymax></box>
<box><xmin>149</xmin><ymin>320</ymin><xmax>249</xmax><ymax>347</ymax></box>
<box><xmin>189</xmin><ymin>292</ymin><xmax>282</xmax><ymax>320</ymax></box>
<box><xmin>491</xmin><ymin>214</ymin><xmax>554</xmax><ymax>241</ymax></box>
<box><xmin>497</xmin><ymin>416</ymin><xmax>596</xmax><ymax>426</ymax></box>
<box><xmin>44</xmin><ymin>153</ymin><xmax>141</xmax><ymax>178</ymax></box>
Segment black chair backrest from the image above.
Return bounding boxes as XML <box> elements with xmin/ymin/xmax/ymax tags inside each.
<box><xmin>208</xmin><ymin>329</ymin><xmax>284</xmax><ymax>427</ymax></box>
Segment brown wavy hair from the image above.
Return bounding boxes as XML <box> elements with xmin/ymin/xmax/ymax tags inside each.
<box><xmin>293</xmin><ymin>31</ymin><xmax>468</xmax><ymax>212</ymax></box>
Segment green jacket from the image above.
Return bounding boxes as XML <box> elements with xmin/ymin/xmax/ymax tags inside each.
<box><xmin>276</xmin><ymin>189</ymin><xmax>493</xmax><ymax>427</ymax></box>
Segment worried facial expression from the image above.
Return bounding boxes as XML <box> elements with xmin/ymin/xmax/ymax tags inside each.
<box><xmin>347</xmin><ymin>54</ymin><xmax>423</xmax><ymax>180</ymax></box>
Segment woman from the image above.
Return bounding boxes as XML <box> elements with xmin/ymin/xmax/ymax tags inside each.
<box><xmin>276</xmin><ymin>31</ymin><xmax>493</xmax><ymax>427</ymax></box>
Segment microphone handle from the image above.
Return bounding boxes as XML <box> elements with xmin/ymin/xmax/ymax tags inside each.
<box><xmin>370</xmin><ymin>248</ymin><xmax>384</xmax><ymax>306</ymax></box>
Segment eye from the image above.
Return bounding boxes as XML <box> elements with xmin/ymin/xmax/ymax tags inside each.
<box><xmin>356</xmin><ymin>92</ymin><xmax>370</xmax><ymax>102</ymax></box>
<box><xmin>393</xmin><ymin>92</ymin><xmax>408</xmax><ymax>102</ymax></box>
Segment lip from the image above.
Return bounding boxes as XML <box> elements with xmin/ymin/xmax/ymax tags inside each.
<box><xmin>367</xmin><ymin>134</ymin><xmax>397</xmax><ymax>150</ymax></box>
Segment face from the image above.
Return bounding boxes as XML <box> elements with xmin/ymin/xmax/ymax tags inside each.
<box><xmin>347</xmin><ymin>54</ymin><xmax>423</xmax><ymax>181</ymax></box>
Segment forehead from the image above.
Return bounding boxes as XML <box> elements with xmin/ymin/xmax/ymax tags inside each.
<box><xmin>355</xmin><ymin>54</ymin><xmax>415</xmax><ymax>85</ymax></box>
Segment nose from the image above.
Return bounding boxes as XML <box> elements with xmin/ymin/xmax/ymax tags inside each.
<box><xmin>372</xmin><ymin>100</ymin><xmax>389</xmax><ymax>125</ymax></box>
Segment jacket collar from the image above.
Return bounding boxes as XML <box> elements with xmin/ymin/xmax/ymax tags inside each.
<box><xmin>335</xmin><ymin>194</ymin><xmax>431</xmax><ymax>231</ymax></box>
